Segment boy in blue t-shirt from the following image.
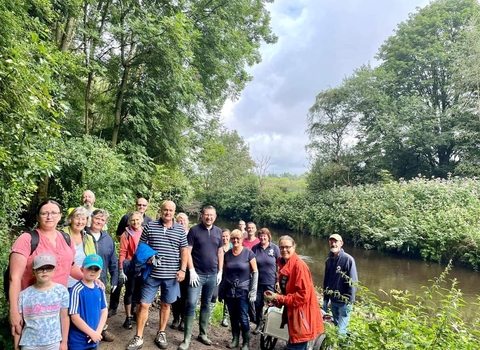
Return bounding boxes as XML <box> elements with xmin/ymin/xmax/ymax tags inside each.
<box><xmin>17</xmin><ymin>253</ymin><xmax>70</xmax><ymax>350</ymax></box>
<box><xmin>68</xmin><ymin>254</ymin><xmax>107</xmax><ymax>350</ymax></box>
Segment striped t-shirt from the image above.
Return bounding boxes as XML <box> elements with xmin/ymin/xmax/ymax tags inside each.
<box><xmin>140</xmin><ymin>220</ymin><xmax>188</xmax><ymax>279</ymax></box>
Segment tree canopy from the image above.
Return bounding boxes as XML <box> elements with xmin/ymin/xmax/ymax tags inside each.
<box><xmin>307</xmin><ymin>0</ymin><xmax>480</xmax><ymax>189</ymax></box>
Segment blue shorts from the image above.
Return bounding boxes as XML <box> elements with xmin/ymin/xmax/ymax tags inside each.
<box><xmin>140</xmin><ymin>275</ymin><xmax>180</xmax><ymax>304</ymax></box>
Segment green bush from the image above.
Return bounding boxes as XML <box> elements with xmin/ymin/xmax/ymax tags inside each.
<box><xmin>324</xmin><ymin>263</ymin><xmax>480</xmax><ymax>349</ymax></box>
<box><xmin>253</xmin><ymin>176</ymin><xmax>480</xmax><ymax>270</ymax></box>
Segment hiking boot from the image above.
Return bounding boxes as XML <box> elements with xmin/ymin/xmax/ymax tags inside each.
<box><xmin>154</xmin><ymin>331</ymin><xmax>168</xmax><ymax>349</ymax></box>
<box><xmin>127</xmin><ymin>335</ymin><xmax>143</xmax><ymax>350</ymax></box>
<box><xmin>170</xmin><ymin>318</ymin><xmax>181</xmax><ymax>330</ymax></box>
<box><xmin>123</xmin><ymin>316</ymin><xmax>133</xmax><ymax>330</ymax></box>
<box><xmin>101</xmin><ymin>328</ymin><xmax>115</xmax><ymax>342</ymax></box>
<box><xmin>108</xmin><ymin>308</ymin><xmax>117</xmax><ymax>318</ymax></box>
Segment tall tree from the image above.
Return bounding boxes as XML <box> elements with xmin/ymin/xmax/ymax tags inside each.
<box><xmin>59</xmin><ymin>0</ymin><xmax>276</xmax><ymax>166</ymax></box>
<box><xmin>0</xmin><ymin>0</ymin><xmax>67</xmax><ymax>229</ymax></box>
<box><xmin>375</xmin><ymin>0</ymin><xmax>479</xmax><ymax>177</ymax></box>
<box><xmin>195</xmin><ymin>125</ymin><xmax>256</xmax><ymax>194</ymax></box>
<box><xmin>306</xmin><ymin>83</ymin><xmax>358</xmax><ymax>189</ymax></box>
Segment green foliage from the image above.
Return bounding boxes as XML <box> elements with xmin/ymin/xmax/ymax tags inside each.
<box><xmin>49</xmin><ymin>135</ymin><xmax>156</xmax><ymax>225</ymax></box>
<box><xmin>256</xmin><ymin>176</ymin><xmax>480</xmax><ymax>270</ymax></box>
<box><xmin>326</xmin><ymin>263</ymin><xmax>480</xmax><ymax>349</ymax></box>
<box><xmin>149</xmin><ymin>164</ymin><xmax>194</xmax><ymax>213</ymax></box>
<box><xmin>307</xmin><ymin>0</ymin><xmax>480</xmax><ymax>188</ymax></box>
<box><xmin>206</xmin><ymin>175</ymin><xmax>260</xmax><ymax>221</ymax></box>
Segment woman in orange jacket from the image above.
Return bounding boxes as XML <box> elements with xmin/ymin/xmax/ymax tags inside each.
<box><xmin>264</xmin><ymin>235</ymin><xmax>324</xmax><ymax>350</ymax></box>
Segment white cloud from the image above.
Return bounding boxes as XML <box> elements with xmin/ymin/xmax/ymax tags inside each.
<box><xmin>221</xmin><ymin>0</ymin><xmax>431</xmax><ymax>175</ymax></box>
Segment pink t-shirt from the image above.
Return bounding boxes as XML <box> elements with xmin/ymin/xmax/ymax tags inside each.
<box><xmin>242</xmin><ymin>237</ymin><xmax>260</xmax><ymax>250</ymax></box>
<box><xmin>11</xmin><ymin>229</ymin><xmax>75</xmax><ymax>290</ymax></box>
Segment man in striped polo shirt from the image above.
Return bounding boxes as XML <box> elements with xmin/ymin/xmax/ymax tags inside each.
<box><xmin>126</xmin><ymin>200</ymin><xmax>189</xmax><ymax>350</ymax></box>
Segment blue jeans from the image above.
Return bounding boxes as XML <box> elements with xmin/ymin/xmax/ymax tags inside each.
<box><xmin>330</xmin><ymin>301</ymin><xmax>353</xmax><ymax>335</ymax></box>
<box><xmin>185</xmin><ymin>273</ymin><xmax>217</xmax><ymax>316</ymax></box>
<box><xmin>225</xmin><ymin>290</ymin><xmax>250</xmax><ymax>334</ymax></box>
<box><xmin>286</xmin><ymin>341</ymin><xmax>308</xmax><ymax>350</ymax></box>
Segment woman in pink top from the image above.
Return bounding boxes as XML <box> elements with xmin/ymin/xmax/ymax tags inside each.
<box><xmin>119</xmin><ymin>211</ymin><xmax>144</xmax><ymax>329</ymax></box>
<box><xmin>242</xmin><ymin>222</ymin><xmax>260</xmax><ymax>250</ymax></box>
<box><xmin>9</xmin><ymin>200</ymin><xmax>83</xmax><ymax>341</ymax></box>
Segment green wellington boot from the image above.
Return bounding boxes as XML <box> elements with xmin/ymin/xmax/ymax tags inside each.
<box><xmin>221</xmin><ymin>304</ymin><xmax>229</xmax><ymax>327</ymax></box>
<box><xmin>241</xmin><ymin>330</ymin><xmax>250</xmax><ymax>350</ymax></box>
<box><xmin>177</xmin><ymin>316</ymin><xmax>194</xmax><ymax>350</ymax></box>
<box><xmin>227</xmin><ymin>330</ymin><xmax>240</xmax><ymax>349</ymax></box>
<box><xmin>197</xmin><ymin>312</ymin><xmax>212</xmax><ymax>345</ymax></box>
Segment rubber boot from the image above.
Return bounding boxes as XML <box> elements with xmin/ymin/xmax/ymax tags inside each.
<box><xmin>177</xmin><ymin>316</ymin><xmax>194</xmax><ymax>350</ymax></box>
<box><xmin>197</xmin><ymin>312</ymin><xmax>212</xmax><ymax>345</ymax></box>
<box><xmin>227</xmin><ymin>330</ymin><xmax>240</xmax><ymax>349</ymax></box>
<box><xmin>208</xmin><ymin>303</ymin><xmax>216</xmax><ymax>324</ymax></box>
<box><xmin>241</xmin><ymin>330</ymin><xmax>250</xmax><ymax>350</ymax></box>
<box><xmin>221</xmin><ymin>304</ymin><xmax>229</xmax><ymax>327</ymax></box>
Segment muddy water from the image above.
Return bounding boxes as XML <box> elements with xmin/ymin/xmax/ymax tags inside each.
<box><xmin>214</xmin><ymin>218</ymin><xmax>480</xmax><ymax>313</ymax></box>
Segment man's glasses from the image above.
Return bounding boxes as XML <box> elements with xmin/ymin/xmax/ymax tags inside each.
<box><xmin>137</xmin><ymin>204</ymin><xmax>147</xmax><ymax>207</ymax></box>
<box><xmin>35</xmin><ymin>266</ymin><xmax>55</xmax><ymax>273</ymax></box>
<box><xmin>39</xmin><ymin>212</ymin><xmax>61</xmax><ymax>218</ymax></box>
<box><xmin>279</xmin><ymin>246</ymin><xmax>293</xmax><ymax>250</ymax></box>
<box><xmin>87</xmin><ymin>266</ymin><xmax>101</xmax><ymax>272</ymax></box>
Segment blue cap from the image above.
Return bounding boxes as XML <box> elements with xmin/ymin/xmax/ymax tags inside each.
<box><xmin>83</xmin><ymin>254</ymin><xmax>103</xmax><ymax>269</ymax></box>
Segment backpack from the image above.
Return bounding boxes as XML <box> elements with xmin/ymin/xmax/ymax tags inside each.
<box><xmin>3</xmin><ymin>229</ymin><xmax>71</xmax><ymax>302</ymax></box>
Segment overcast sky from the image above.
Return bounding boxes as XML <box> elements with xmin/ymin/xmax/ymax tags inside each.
<box><xmin>221</xmin><ymin>0</ymin><xmax>431</xmax><ymax>175</ymax></box>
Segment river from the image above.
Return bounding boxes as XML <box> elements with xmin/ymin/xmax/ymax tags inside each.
<box><xmin>214</xmin><ymin>217</ymin><xmax>480</xmax><ymax>316</ymax></box>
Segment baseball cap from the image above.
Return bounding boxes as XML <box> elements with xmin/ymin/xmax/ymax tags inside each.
<box><xmin>329</xmin><ymin>234</ymin><xmax>343</xmax><ymax>242</ymax></box>
<box><xmin>83</xmin><ymin>254</ymin><xmax>103</xmax><ymax>269</ymax></box>
<box><xmin>33</xmin><ymin>253</ymin><xmax>57</xmax><ymax>269</ymax></box>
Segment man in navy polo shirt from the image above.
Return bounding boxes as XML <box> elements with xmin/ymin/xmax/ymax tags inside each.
<box><xmin>126</xmin><ymin>200</ymin><xmax>188</xmax><ymax>350</ymax></box>
<box><xmin>178</xmin><ymin>205</ymin><xmax>224</xmax><ymax>350</ymax></box>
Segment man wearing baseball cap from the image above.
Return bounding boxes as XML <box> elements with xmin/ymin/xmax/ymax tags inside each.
<box><xmin>323</xmin><ymin>234</ymin><xmax>358</xmax><ymax>335</ymax></box>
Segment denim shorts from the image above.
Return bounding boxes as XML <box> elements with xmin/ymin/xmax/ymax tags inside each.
<box><xmin>140</xmin><ymin>275</ymin><xmax>180</xmax><ymax>304</ymax></box>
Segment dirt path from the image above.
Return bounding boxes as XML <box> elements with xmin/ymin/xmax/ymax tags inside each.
<box><xmin>99</xmin><ymin>305</ymin><xmax>287</xmax><ymax>350</ymax></box>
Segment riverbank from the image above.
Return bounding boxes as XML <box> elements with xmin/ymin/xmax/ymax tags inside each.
<box><xmin>246</xmin><ymin>177</ymin><xmax>480</xmax><ymax>271</ymax></box>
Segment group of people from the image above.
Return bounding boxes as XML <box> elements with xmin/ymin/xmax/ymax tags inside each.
<box><xmin>8</xmin><ymin>191</ymin><xmax>359</xmax><ymax>350</ymax></box>
<box><xmin>9</xmin><ymin>196</ymin><xmax>114</xmax><ymax>350</ymax></box>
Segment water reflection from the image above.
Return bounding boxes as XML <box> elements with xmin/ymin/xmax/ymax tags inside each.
<box><xmin>214</xmin><ymin>217</ymin><xmax>480</xmax><ymax>307</ymax></box>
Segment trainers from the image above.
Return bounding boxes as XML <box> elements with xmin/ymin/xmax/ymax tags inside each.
<box><xmin>123</xmin><ymin>316</ymin><xmax>133</xmax><ymax>330</ymax></box>
<box><xmin>154</xmin><ymin>331</ymin><xmax>168</xmax><ymax>349</ymax></box>
<box><xmin>108</xmin><ymin>308</ymin><xmax>117</xmax><ymax>318</ymax></box>
<box><xmin>127</xmin><ymin>335</ymin><xmax>143</xmax><ymax>350</ymax></box>
<box><xmin>221</xmin><ymin>316</ymin><xmax>229</xmax><ymax>327</ymax></box>
<box><xmin>178</xmin><ymin>319</ymin><xmax>185</xmax><ymax>331</ymax></box>
<box><xmin>101</xmin><ymin>328</ymin><xmax>115</xmax><ymax>342</ymax></box>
